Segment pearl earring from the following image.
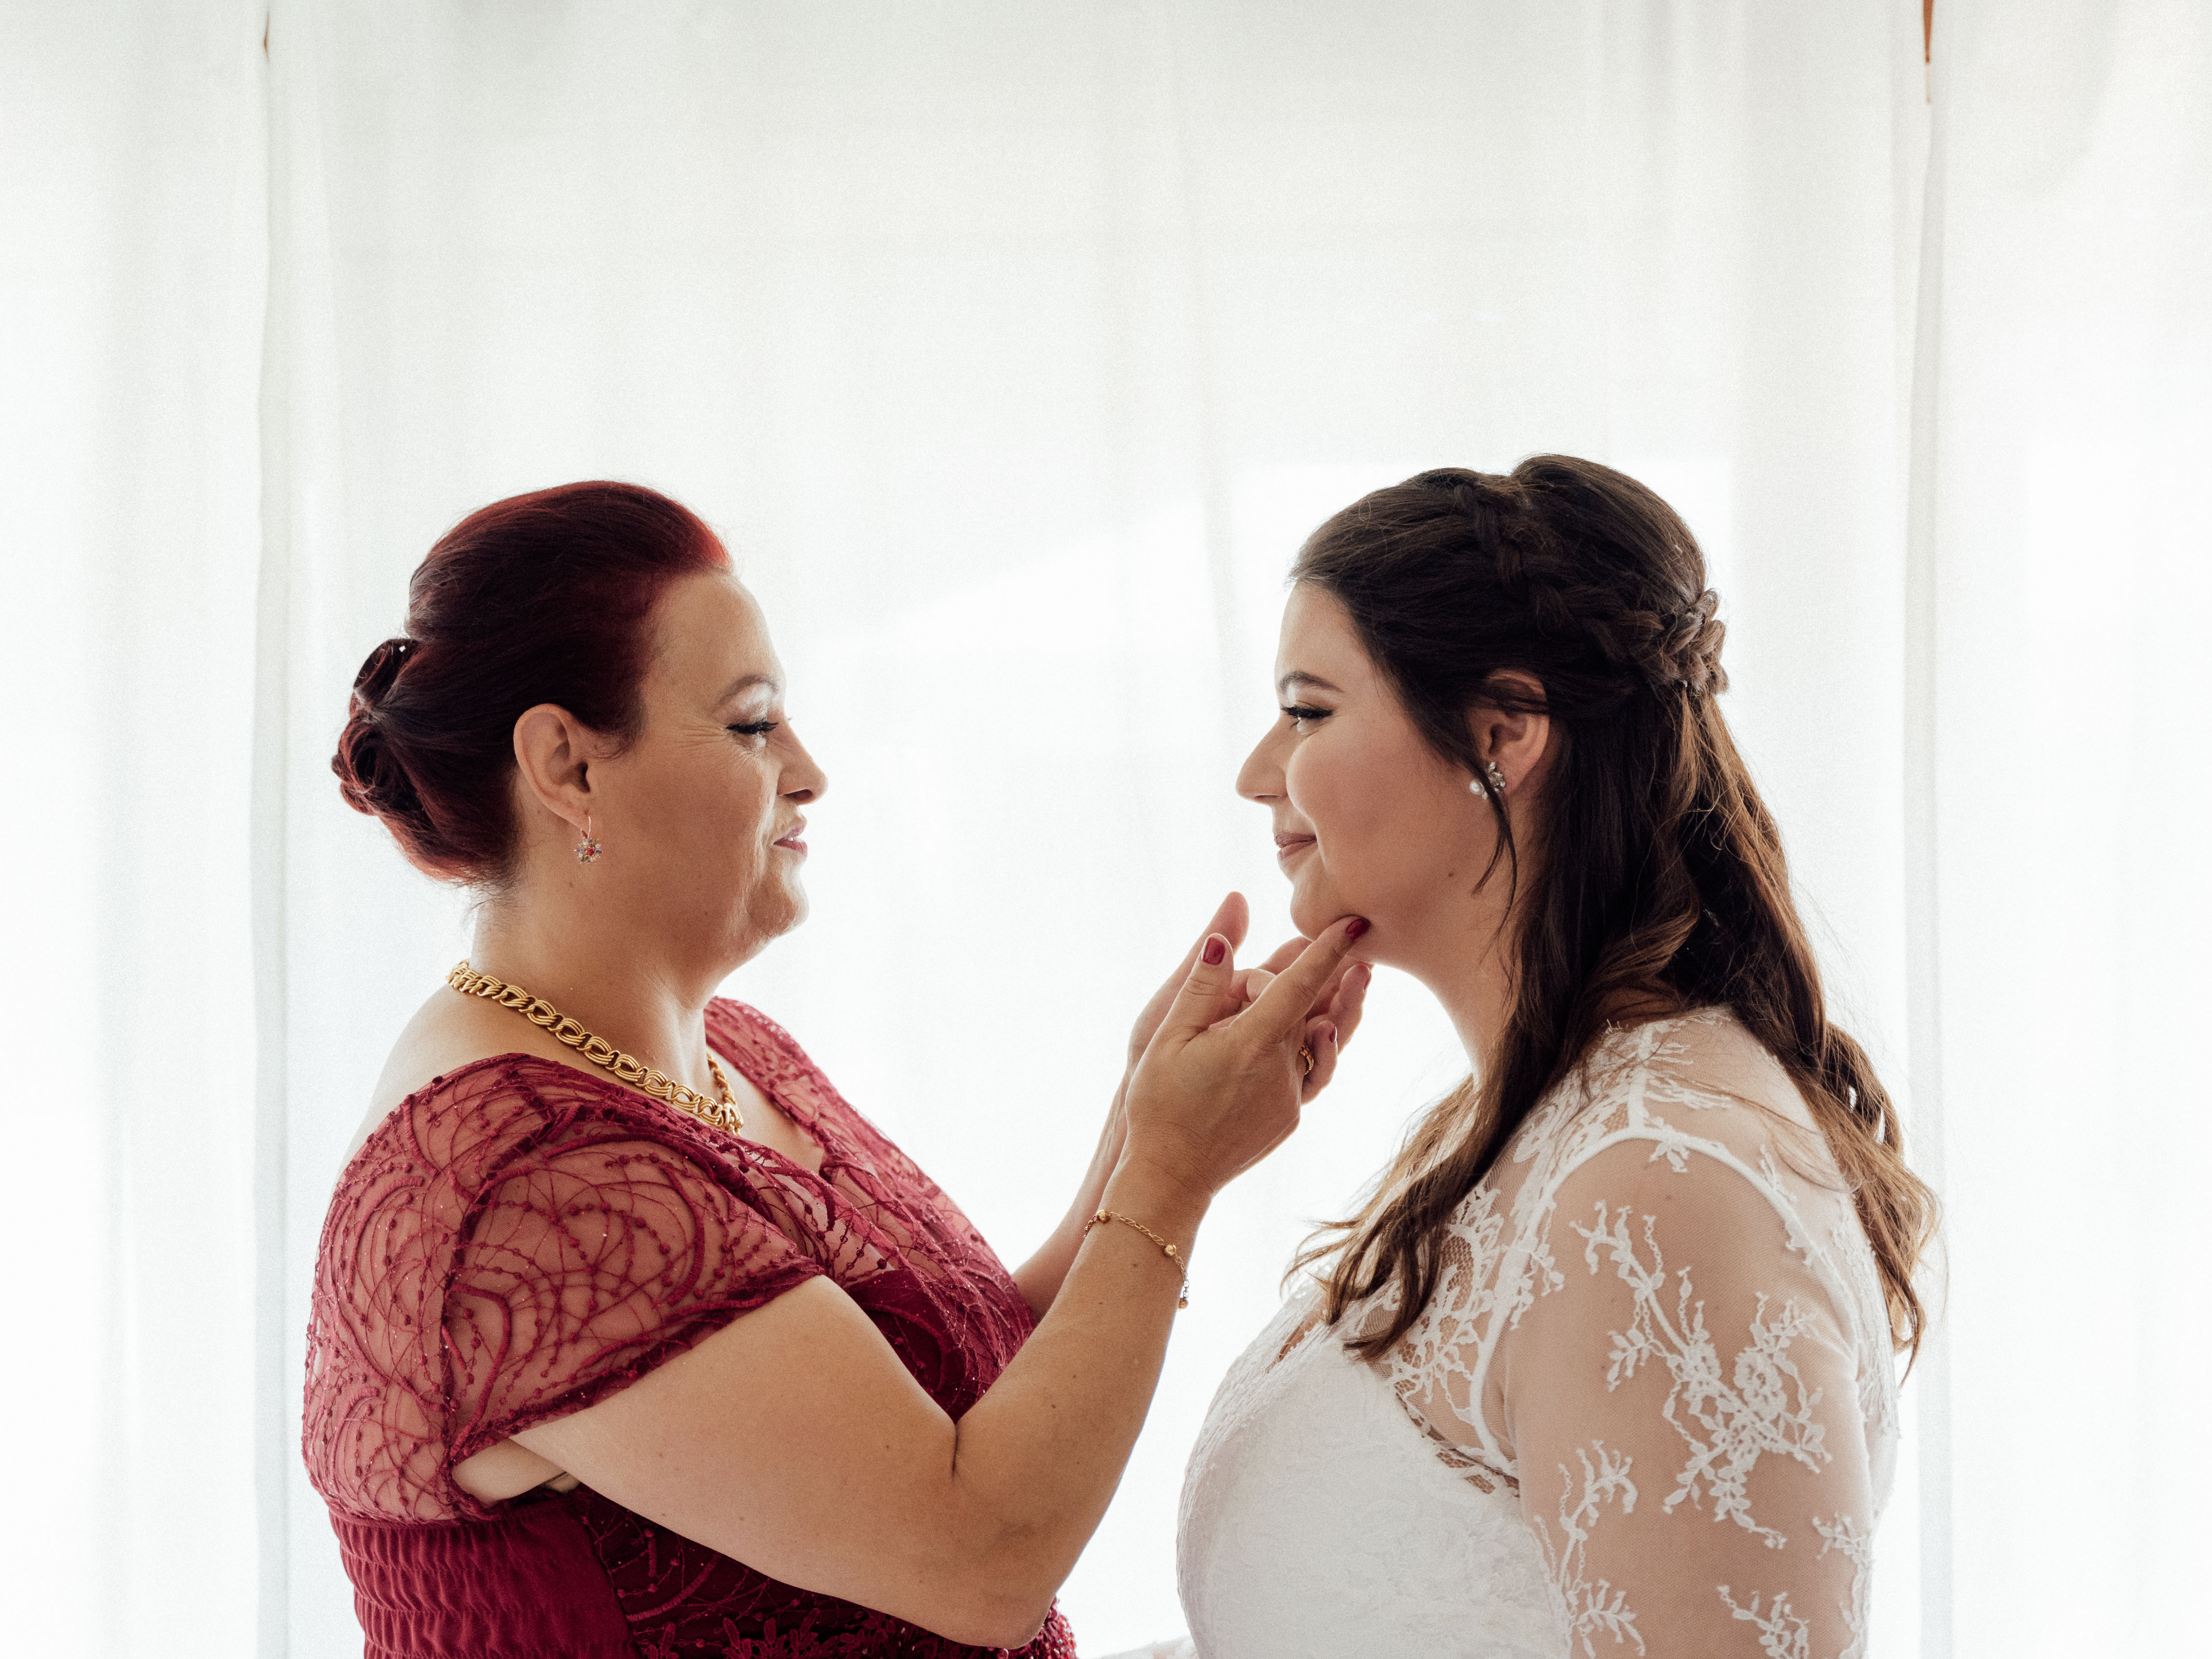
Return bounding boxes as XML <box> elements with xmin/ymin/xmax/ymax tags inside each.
<box><xmin>575</xmin><ymin>813</ymin><xmax>604</xmax><ymax>864</ymax></box>
<box><xmin>1470</xmin><ymin>760</ymin><xmax>1507</xmax><ymax>799</ymax></box>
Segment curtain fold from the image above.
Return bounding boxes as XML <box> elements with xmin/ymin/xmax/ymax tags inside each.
<box><xmin>1915</xmin><ymin>3</ymin><xmax>2212</xmax><ymax>1652</ymax></box>
<box><xmin>0</xmin><ymin>3</ymin><xmax>268</xmax><ymax>1655</ymax></box>
<box><xmin>2</xmin><ymin>3</ymin><xmax>2204</xmax><ymax>1654</ymax></box>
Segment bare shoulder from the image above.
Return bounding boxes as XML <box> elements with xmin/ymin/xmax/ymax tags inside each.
<box><xmin>340</xmin><ymin>987</ymin><xmax>571</xmax><ymax>1167</ymax></box>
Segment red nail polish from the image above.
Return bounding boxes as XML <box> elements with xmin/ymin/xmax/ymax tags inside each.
<box><xmin>1202</xmin><ymin>935</ymin><xmax>1227</xmax><ymax>966</ymax></box>
<box><xmin>1345</xmin><ymin>917</ymin><xmax>1370</xmax><ymax>941</ymax></box>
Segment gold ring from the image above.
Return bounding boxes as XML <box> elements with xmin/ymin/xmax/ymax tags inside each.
<box><xmin>1298</xmin><ymin>1045</ymin><xmax>1315</xmax><ymax>1076</ymax></box>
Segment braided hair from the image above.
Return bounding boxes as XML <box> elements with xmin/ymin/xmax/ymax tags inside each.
<box><xmin>1291</xmin><ymin>457</ymin><xmax>1936</xmax><ymax>1364</ymax></box>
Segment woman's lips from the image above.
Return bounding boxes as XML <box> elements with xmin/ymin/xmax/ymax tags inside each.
<box><xmin>774</xmin><ymin>818</ymin><xmax>808</xmax><ymax>855</ymax></box>
<box><xmin>1274</xmin><ymin>834</ymin><xmax>1316</xmax><ymax>866</ymax></box>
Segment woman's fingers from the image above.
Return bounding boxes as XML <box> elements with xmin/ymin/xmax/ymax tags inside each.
<box><xmin>1295</xmin><ymin>966</ymin><xmax>1369</xmax><ymax>1099</ymax></box>
<box><xmin>1297</xmin><ymin>1017</ymin><xmax>1341</xmax><ymax>1101</ymax></box>
<box><xmin>1327</xmin><ymin>962</ymin><xmax>1373</xmax><ymax>1053</ymax></box>
<box><xmin>1229</xmin><ymin>966</ymin><xmax>1277</xmax><ymax>1012</ymax></box>
<box><xmin>1128</xmin><ymin>893</ymin><xmax>1251</xmax><ymax>1058</ymax></box>
<box><xmin>1239</xmin><ymin>917</ymin><xmax>1368</xmax><ymax>1049</ymax></box>
<box><xmin>1252</xmin><ymin>934</ymin><xmax>1365</xmax><ymax>1023</ymax></box>
<box><xmin>1203</xmin><ymin>892</ymin><xmax>1250</xmax><ymax>958</ymax></box>
<box><xmin>1158</xmin><ymin>930</ymin><xmax>1245</xmax><ymax>1042</ymax></box>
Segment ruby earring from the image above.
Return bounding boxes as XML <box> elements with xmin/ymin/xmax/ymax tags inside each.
<box><xmin>575</xmin><ymin>813</ymin><xmax>603</xmax><ymax>864</ymax></box>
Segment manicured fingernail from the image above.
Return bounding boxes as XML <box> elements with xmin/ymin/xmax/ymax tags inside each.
<box><xmin>1345</xmin><ymin>917</ymin><xmax>1370</xmax><ymax>941</ymax></box>
<box><xmin>1202</xmin><ymin>935</ymin><xmax>1227</xmax><ymax>966</ymax></box>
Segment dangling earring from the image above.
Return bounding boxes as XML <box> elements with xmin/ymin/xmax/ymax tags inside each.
<box><xmin>575</xmin><ymin>813</ymin><xmax>603</xmax><ymax>865</ymax></box>
<box><xmin>1469</xmin><ymin>760</ymin><xmax>1507</xmax><ymax>800</ymax></box>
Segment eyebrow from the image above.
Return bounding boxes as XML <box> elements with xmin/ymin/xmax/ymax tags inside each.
<box><xmin>1276</xmin><ymin>670</ymin><xmax>1344</xmax><ymax>697</ymax></box>
<box><xmin>718</xmin><ymin>672</ymin><xmax>781</xmax><ymax>701</ymax></box>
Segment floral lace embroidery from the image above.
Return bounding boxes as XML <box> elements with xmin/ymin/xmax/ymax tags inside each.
<box><xmin>1176</xmin><ymin>1009</ymin><xmax>1895</xmax><ymax>1657</ymax></box>
<box><xmin>1537</xmin><ymin>1441</ymin><xmax>1646</xmax><ymax>1657</ymax></box>
<box><xmin>1716</xmin><ymin>1584</ymin><xmax>1813</xmax><ymax>1659</ymax></box>
<box><xmin>1814</xmin><ymin>1513</ymin><xmax>1874</xmax><ymax>1659</ymax></box>
<box><xmin>1572</xmin><ymin>1203</ymin><xmax>1830</xmax><ymax>1544</ymax></box>
<box><xmin>1372</xmin><ymin>1008</ymin><xmax>1897</xmax><ymax>1657</ymax></box>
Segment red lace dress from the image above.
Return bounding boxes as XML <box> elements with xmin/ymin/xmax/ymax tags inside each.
<box><xmin>304</xmin><ymin>998</ymin><xmax>1077</xmax><ymax>1659</ymax></box>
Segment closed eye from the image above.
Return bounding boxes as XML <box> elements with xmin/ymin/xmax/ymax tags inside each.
<box><xmin>1282</xmin><ymin>704</ymin><xmax>1332</xmax><ymax>726</ymax></box>
<box><xmin>729</xmin><ymin>720</ymin><xmax>781</xmax><ymax>738</ymax></box>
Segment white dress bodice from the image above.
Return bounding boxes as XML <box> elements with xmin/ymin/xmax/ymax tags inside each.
<box><xmin>1174</xmin><ymin>1009</ymin><xmax>1901</xmax><ymax>1659</ymax></box>
<box><xmin>1176</xmin><ymin>1286</ymin><xmax>1558</xmax><ymax>1657</ymax></box>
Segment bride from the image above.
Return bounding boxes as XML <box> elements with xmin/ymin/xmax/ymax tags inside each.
<box><xmin>1152</xmin><ymin>459</ymin><xmax>1936</xmax><ymax>1657</ymax></box>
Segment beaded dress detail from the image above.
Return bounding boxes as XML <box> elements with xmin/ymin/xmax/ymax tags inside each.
<box><xmin>1176</xmin><ymin>1008</ymin><xmax>1897</xmax><ymax>1658</ymax></box>
<box><xmin>304</xmin><ymin>997</ymin><xmax>1075</xmax><ymax>1659</ymax></box>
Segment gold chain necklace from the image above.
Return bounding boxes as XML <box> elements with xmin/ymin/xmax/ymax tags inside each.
<box><xmin>445</xmin><ymin>961</ymin><xmax>746</xmax><ymax>1132</ymax></box>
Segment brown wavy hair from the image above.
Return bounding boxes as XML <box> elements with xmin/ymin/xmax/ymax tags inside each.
<box><xmin>1292</xmin><ymin>457</ymin><xmax>1937</xmax><ymax>1364</ymax></box>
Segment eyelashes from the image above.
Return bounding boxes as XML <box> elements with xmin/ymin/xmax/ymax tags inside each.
<box><xmin>728</xmin><ymin>720</ymin><xmax>781</xmax><ymax>738</ymax></box>
<box><xmin>1281</xmin><ymin>704</ymin><xmax>1332</xmax><ymax>726</ymax></box>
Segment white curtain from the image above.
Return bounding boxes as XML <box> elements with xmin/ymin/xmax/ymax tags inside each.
<box><xmin>1913</xmin><ymin>4</ymin><xmax>2212</xmax><ymax>1652</ymax></box>
<box><xmin>2</xmin><ymin>3</ymin><xmax>2203</xmax><ymax>1655</ymax></box>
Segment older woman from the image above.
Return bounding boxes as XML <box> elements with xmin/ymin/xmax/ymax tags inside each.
<box><xmin>307</xmin><ymin>481</ymin><xmax>1370</xmax><ymax>1658</ymax></box>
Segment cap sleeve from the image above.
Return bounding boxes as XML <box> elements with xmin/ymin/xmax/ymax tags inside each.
<box><xmin>1498</xmin><ymin>1135</ymin><xmax>1877</xmax><ymax>1658</ymax></box>
<box><xmin>438</xmin><ymin>1082</ymin><xmax>826</xmax><ymax>1477</ymax></box>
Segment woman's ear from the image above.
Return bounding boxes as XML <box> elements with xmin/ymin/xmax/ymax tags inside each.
<box><xmin>511</xmin><ymin>702</ymin><xmax>598</xmax><ymax>835</ymax></box>
<box><xmin>1466</xmin><ymin>672</ymin><xmax>1552</xmax><ymax>796</ymax></box>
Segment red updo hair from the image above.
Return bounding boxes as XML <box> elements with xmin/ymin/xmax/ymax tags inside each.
<box><xmin>332</xmin><ymin>481</ymin><xmax>730</xmax><ymax>884</ymax></box>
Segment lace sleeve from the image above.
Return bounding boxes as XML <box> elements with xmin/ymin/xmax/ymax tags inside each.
<box><xmin>1499</xmin><ymin>1137</ymin><xmax>1877</xmax><ymax>1659</ymax></box>
<box><xmin>440</xmin><ymin>1091</ymin><xmax>828</xmax><ymax>1472</ymax></box>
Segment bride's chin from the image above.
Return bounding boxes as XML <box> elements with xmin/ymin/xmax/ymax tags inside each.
<box><xmin>1286</xmin><ymin>883</ymin><xmax>1336</xmax><ymax>944</ymax></box>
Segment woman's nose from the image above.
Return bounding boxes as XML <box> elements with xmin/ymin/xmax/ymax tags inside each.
<box><xmin>784</xmin><ymin>730</ymin><xmax>828</xmax><ymax>802</ymax></box>
<box><xmin>1236</xmin><ymin>730</ymin><xmax>1284</xmax><ymax>803</ymax></box>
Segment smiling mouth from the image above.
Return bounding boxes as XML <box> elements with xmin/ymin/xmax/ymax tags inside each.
<box><xmin>774</xmin><ymin>818</ymin><xmax>808</xmax><ymax>854</ymax></box>
<box><xmin>1274</xmin><ymin>833</ymin><xmax>1316</xmax><ymax>863</ymax></box>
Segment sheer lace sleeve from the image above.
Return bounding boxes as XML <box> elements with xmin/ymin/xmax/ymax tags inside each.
<box><xmin>443</xmin><ymin>1108</ymin><xmax>826</xmax><ymax>1461</ymax></box>
<box><xmin>308</xmin><ymin>1058</ymin><xmax>827</xmax><ymax>1522</ymax></box>
<box><xmin>1500</xmin><ymin>1137</ymin><xmax>1876</xmax><ymax>1658</ymax></box>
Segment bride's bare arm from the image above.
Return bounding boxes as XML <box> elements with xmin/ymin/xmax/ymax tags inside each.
<box><xmin>513</xmin><ymin>917</ymin><xmax>1363</xmax><ymax>1647</ymax></box>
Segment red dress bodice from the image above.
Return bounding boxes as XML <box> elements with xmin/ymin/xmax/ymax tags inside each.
<box><xmin>304</xmin><ymin>998</ymin><xmax>1076</xmax><ymax>1659</ymax></box>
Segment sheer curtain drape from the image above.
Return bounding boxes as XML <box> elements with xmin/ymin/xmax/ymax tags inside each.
<box><xmin>2</xmin><ymin>2</ymin><xmax>2204</xmax><ymax>1655</ymax></box>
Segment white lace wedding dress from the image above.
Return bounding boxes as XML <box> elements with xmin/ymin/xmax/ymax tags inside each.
<box><xmin>1152</xmin><ymin>1008</ymin><xmax>1899</xmax><ymax>1659</ymax></box>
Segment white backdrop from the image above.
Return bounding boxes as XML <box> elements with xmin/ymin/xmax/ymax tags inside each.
<box><xmin>2</xmin><ymin>2</ymin><xmax>2205</xmax><ymax>1655</ymax></box>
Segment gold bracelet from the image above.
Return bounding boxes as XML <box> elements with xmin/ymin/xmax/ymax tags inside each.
<box><xmin>1086</xmin><ymin>1208</ymin><xmax>1191</xmax><ymax>1310</ymax></box>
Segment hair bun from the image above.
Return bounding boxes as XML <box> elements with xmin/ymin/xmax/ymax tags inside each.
<box><xmin>351</xmin><ymin>636</ymin><xmax>416</xmax><ymax>709</ymax></box>
<box><xmin>333</xmin><ymin>637</ymin><xmax>424</xmax><ymax>822</ymax></box>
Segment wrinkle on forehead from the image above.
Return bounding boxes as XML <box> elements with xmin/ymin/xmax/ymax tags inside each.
<box><xmin>646</xmin><ymin>571</ymin><xmax>784</xmax><ymax>708</ymax></box>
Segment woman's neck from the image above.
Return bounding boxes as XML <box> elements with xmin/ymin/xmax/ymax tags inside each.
<box><xmin>469</xmin><ymin>892</ymin><xmax>722</xmax><ymax>1097</ymax></box>
<box><xmin>1386</xmin><ymin>872</ymin><xmax>1523</xmax><ymax>1078</ymax></box>
<box><xmin>1423</xmin><ymin>933</ymin><xmax>1516</xmax><ymax>1079</ymax></box>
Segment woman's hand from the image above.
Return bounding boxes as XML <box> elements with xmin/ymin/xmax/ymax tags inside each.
<box><xmin>1119</xmin><ymin>892</ymin><xmax>1248</xmax><ymax>1064</ymax></box>
<box><xmin>1015</xmin><ymin>896</ymin><xmax>1370</xmax><ymax>1318</ymax></box>
<box><xmin>1218</xmin><ymin>933</ymin><xmax>1372</xmax><ymax>1104</ymax></box>
<box><xmin>1119</xmin><ymin>894</ymin><xmax>1371</xmax><ymax>1112</ymax></box>
<box><xmin>1118</xmin><ymin>913</ymin><xmax>1369</xmax><ymax>1199</ymax></box>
